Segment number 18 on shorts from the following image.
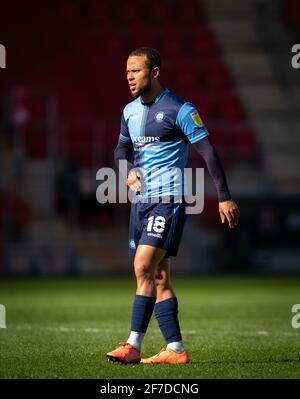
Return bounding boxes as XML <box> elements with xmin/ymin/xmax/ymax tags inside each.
<box><xmin>129</xmin><ymin>199</ymin><xmax>187</xmax><ymax>258</ymax></box>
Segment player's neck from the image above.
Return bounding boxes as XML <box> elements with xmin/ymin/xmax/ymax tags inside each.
<box><xmin>141</xmin><ymin>83</ymin><xmax>164</xmax><ymax>105</ymax></box>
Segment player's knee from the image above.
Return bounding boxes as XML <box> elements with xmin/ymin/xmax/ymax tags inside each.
<box><xmin>134</xmin><ymin>261</ymin><xmax>153</xmax><ymax>281</ymax></box>
<box><xmin>155</xmin><ymin>272</ymin><xmax>168</xmax><ymax>289</ymax></box>
<box><xmin>155</xmin><ymin>272</ymin><xmax>164</xmax><ymax>285</ymax></box>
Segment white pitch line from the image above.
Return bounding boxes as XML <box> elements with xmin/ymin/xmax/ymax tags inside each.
<box><xmin>11</xmin><ymin>325</ymin><xmax>198</xmax><ymax>334</ymax></box>
<box><xmin>10</xmin><ymin>325</ymin><xmax>300</xmax><ymax>337</ymax></box>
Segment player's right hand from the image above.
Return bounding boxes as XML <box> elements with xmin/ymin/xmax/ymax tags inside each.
<box><xmin>127</xmin><ymin>169</ymin><xmax>142</xmax><ymax>193</ymax></box>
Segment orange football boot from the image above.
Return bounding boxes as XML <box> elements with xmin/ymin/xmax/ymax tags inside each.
<box><xmin>106</xmin><ymin>342</ymin><xmax>141</xmax><ymax>364</ymax></box>
<box><xmin>141</xmin><ymin>348</ymin><xmax>190</xmax><ymax>364</ymax></box>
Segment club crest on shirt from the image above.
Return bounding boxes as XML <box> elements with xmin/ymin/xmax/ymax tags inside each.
<box><xmin>190</xmin><ymin>111</ymin><xmax>202</xmax><ymax>126</ymax></box>
<box><xmin>129</xmin><ymin>239</ymin><xmax>136</xmax><ymax>249</ymax></box>
<box><xmin>155</xmin><ymin>111</ymin><xmax>165</xmax><ymax>122</ymax></box>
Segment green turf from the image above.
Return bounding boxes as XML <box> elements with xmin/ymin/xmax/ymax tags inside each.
<box><xmin>0</xmin><ymin>276</ymin><xmax>300</xmax><ymax>379</ymax></box>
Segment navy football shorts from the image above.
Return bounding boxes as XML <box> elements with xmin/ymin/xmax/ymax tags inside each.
<box><xmin>128</xmin><ymin>197</ymin><xmax>187</xmax><ymax>258</ymax></box>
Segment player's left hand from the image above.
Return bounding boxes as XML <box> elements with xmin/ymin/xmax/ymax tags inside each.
<box><xmin>219</xmin><ymin>200</ymin><xmax>240</xmax><ymax>229</ymax></box>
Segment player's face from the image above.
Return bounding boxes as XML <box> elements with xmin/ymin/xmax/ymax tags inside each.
<box><xmin>126</xmin><ymin>55</ymin><xmax>152</xmax><ymax>98</ymax></box>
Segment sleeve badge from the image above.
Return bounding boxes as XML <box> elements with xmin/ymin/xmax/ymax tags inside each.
<box><xmin>190</xmin><ymin>111</ymin><xmax>202</xmax><ymax>126</ymax></box>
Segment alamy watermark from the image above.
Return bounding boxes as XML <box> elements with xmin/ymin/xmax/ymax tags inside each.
<box><xmin>0</xmin><ymin>304</ymin><xmax>6</xmax><ymax>328</ymax></box>
<box><xmin>0</xmin><ymin>44</ymin><xmax>6</xmax><ymax>69</ymax></box>
<box><xmin>291</xmin><ymin>44</ymin><xmax>300</xmax><ymax>69</ymax></box>
<box><xmin>96</xmin><ymin>161</ymin><xmax>205</xmax><ymax>214</ymax></box>
<box><xmin>291</xmin><ymin>304</ymin><xmax>300</xmax><ymax>329</ymax></box>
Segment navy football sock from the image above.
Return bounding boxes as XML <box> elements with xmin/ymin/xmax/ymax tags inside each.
<box><xmin>130</xmin><ymin>295</ymin><xmax>156</xmax><ymax>333</ymax></box>
<box><xmin>154</xmin><ymin>296</ymin><xmax>182</xmax><ymax>344</ymax></box>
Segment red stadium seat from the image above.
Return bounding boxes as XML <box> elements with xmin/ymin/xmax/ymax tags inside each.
<box><xmin>10</xmin><ymin>88</ymin><xmax>48</xmax><ymax>127</ymax></box>
<box><xmin>283</xmin><ymin>0</ymin><xmax>300</xmax><ymax>26</ymax></box>
<box><xmin>199</xmin><ymin>57</ymin><xmax>232</xmax><ymax>90</ymax></box>
<box><xmin>176</xmin><ymin>71</ymin><xmax>198</xmax><ymax>89</ymax></box>
<box><xmin>208</xmin><ymin>127</ymin><xmax>230</xmax><ymax>167</ymax></box>
<box><xmin>159</xmin><ymin>38</ymin><xmax>185</xmax><ymax>59</ymax></box>
<box><xmin>215</xmin><ymin>91</ymin><xmax>245</xmax><ymax>123</ymax></box>
<box><xmin>21</xmin><ymin>125</ymin><xmax>48</xmax><ymax>159</ymax></box>
<box><xmin>10</xmin><ymin>88</ymin><xmax>52</xmax><ymax>159</ymax></box>
<box><xmin>181</xmin><ymin>90</ymin><xmax>215</xmax><ymax>121</ymax></box>
<box><xmin>0</xmin><ymin>192</ymin><xmax>29</xmax><ymax>232</ymax></box>
<box><xmin>117</xmin><ymin>4</ymin><xmax>140</xmax><ymax>23</ymax></box>
<box><xmin>85</xmin><ymin>1</ymin><xmax>111</xmax><ymax>24</ymax></box>
<box><xmin>174</xmin><ymin>55</ymin><xmax>196</xmax><ymax>72</ymax></box>
<box><xmin>159</xmin><ymin>23</ymin><xmax>185</xmax><ymax>39</ymax></box>
<box><xmin>56</xmin><ymin>89</ymin><xmax>93</xmax><ymax>121</ymax></box>
<box><xmin>0</xmin><ymin>0</ymin><xmax>260</xmax><ymax>171</ymax></box>
<box><xmin>204</xmin><ymin>69</ymin><xmax>231</xmax><ymax>90</ymax></box>
<box><xmin>126</xmin><ymin>23</ymin><xmax>158</xmax><ymax>50</ymax></box>
<box><xmin>175</xmin><ymin>2</ymin><xmax>206</xmax><ymax>25</ymax></box>
<box><xmin>201</xmin><ymin>57</ymin><xmax>228</xmax><ymax>75</ymax></box>
<box><xmin>55</xmin><ymin>0</ymin><xmax>81</xmax><ymax>23</ymax></box>
<box><xmin>131</xmin><ymin>37</ymin><xmax>157</xmax><ymax>50</ymax></box>
<box><xmin>147</xmin><ymin>3</ymin><xmax>169</xmax><ymax>22</ymax></box>
<box><xmin>58</xmin><ymin>124</ymin><xmax>95</xmax><ymax>167</ymax></box>
<box><xmin>190</xmin><ymin>37</ymin><xmax>218</xmax><ymax>56</ymax></box>
<box><xmin>203</xmin><ymin>197</ymin><xmax>220</xmax><ymax>226</ymax></box>
<box><xmin>229</xmin><ymin>128</ymin><xmax>259</xmax><ymax>161</ymax></box>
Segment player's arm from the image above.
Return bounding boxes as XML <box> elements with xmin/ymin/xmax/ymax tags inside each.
<box><xmin>114</xmin><ymin>115</ymin><xmax>141</xmax><ymax>193</ymax></box>
<box><xmin>114</xmin><ymin>142</ymin><xmax>141</xmax><ymax>193</ymax></box>
<box><xmin>193</xmin><ymin>136</ymin><xmax>240</xmax><ymax>229</ymax></box>
<box><xmin>114</xmin><ymin>140</ymin><xmax>134</xmax><ymax>176</ymax></box>
<box><xmin>176</xmin><ymin>102</ymin><xmax>240</xmax><ymax>228</ymax></box>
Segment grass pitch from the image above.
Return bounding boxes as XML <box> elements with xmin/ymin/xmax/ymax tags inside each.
<box><xmin>0</xmin><ymin>276</ymin><xmax>300</xmax><ymax>379</ymax></box>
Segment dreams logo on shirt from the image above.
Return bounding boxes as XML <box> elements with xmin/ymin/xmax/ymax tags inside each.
<box><xmin>132</xmin><ymin>136</ymin><xmax>160</xmax><ymax>143</ymax></box>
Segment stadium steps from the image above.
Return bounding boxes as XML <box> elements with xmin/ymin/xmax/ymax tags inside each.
<box><xmin>203</xmin><ymin>0</ymin><xmax>272</xmax><ymax>194</ymax></box>
<box><xmin>225</xmin><ymin>53</ymin><xmax>275</xmax><ymax>85</ymax></box>
<box><xmin>23</xmin><ymin>160</ymin><xmax>57</xmax><ymax>213</ymax></box>
<box><xmin>252</xmin><ymin>0</ymin><xmax>300</xmax><ymax>193</ymax></box>
<box><xmin>203</xmin><ymin>0</ymin><xmax>300</xmax><ymax>194</ymax></box>
<box><xmin>77</xmin><ymin>227</ymin><xmax>130</xmax><ymax>272</ymax></box>
<box><xmin>5</xmin><ymin>215</ymin><xmax>131</xmax><ymax>275</ymax></box>
<box><xmin>202</xmin><ymin>0</ymin><xmax>255</xmax><ymax>20</ymax></box>
<box><xmin>254</xmin><ymin>0</ymin><xmax>300</xmax><ymax>116</ymax></box>
<box><xmin>5</xmin><ymin>217</ymin><xmax>74</xmax><ymax>275</ymax></box>
<box><xmin>22</xmin><ymin>160</ymin><xmax>131</xmax><ymax>273</ymax></box>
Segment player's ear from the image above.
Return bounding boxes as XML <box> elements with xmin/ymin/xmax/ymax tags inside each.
<box><xmin>152</xmin><ymin>67</ymin><xmax>160</xmax><ymax>79</ymax></box>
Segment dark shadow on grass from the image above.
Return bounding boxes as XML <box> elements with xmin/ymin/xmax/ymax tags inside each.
<box><xmin>189</xmin><ymin>358</ymin><xmax>300</xmax><ymax>365</ymax></box>
<box><xmin>107</xmin><ymin>358</ymin><xmax>300</xmax><ymax>366</ymax></box>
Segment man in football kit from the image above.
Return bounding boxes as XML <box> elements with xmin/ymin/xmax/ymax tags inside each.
<box><xmin>107</xmin><ymin>48</ymin><xmax>240</xmax><ymax>364</ymax></box>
